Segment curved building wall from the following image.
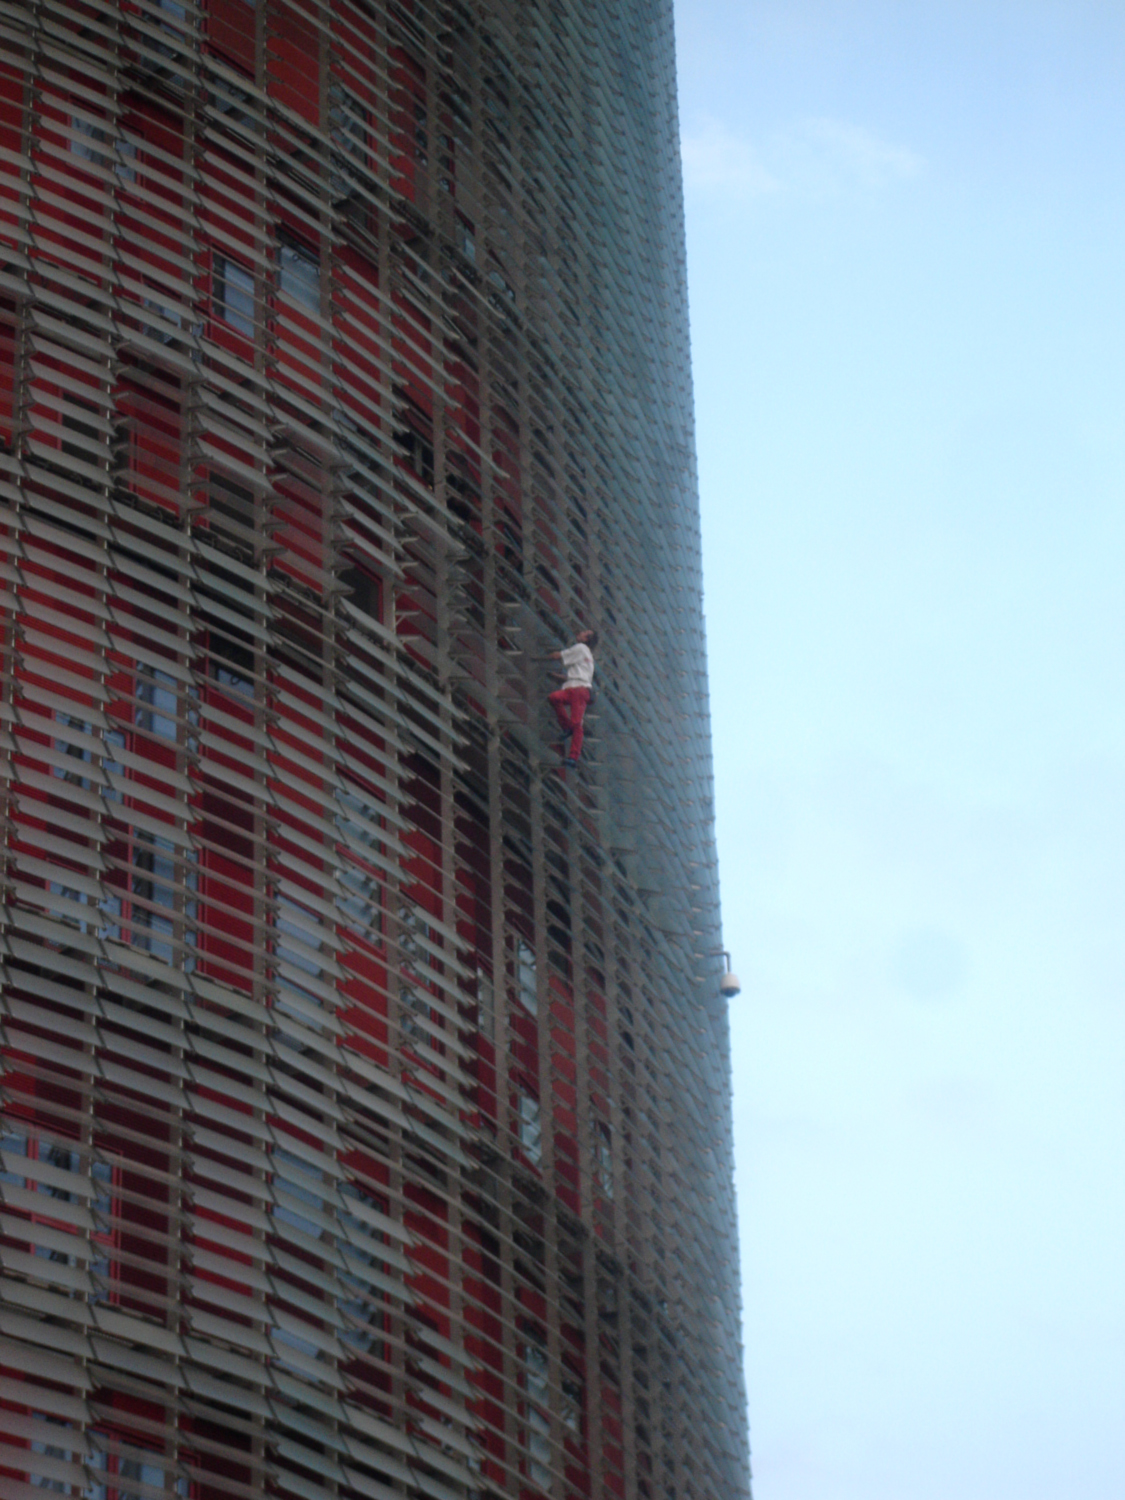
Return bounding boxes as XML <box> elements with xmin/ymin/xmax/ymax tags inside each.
<box><xmin>0</xmin><ymin>3</ymin><xmax>749</xmax><ymax>1499</ymax></box>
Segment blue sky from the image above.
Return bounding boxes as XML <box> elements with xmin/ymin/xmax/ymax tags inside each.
<box><xmin>673</xmin><ymin>3</ymin><xmax>1125</xmax><ymax>1496</ymax></box>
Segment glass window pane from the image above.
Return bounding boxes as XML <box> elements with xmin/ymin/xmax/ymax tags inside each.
<box><xmin>216</xmin><ymin>256</ymin><xmax>254</xmax><ymax>335</ymax></box>
<box><xmin>279</xmin><ymin>241</ymin><xmax>320</xmax><ymax>310</ymax></box>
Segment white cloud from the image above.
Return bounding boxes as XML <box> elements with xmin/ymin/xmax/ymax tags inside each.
<box><xmin>680</xmin><ymin>116</ymin><xmax>779</xmax><ymax>197</ymax></box>
<box><xmin>681</xmin><ymin>114</ymin><xmax>923</xmax><ymax>199</ymax></box>
<box><xmin>790</xmin><ymin>116</ymin><xmax>924</xmax><ymax>191</ymax></box>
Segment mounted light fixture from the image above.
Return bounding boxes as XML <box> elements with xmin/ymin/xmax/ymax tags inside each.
<box><xmin>713</xmin><ymin>949</ymin><xmax>741</xmax><ymax>999</ymax></box>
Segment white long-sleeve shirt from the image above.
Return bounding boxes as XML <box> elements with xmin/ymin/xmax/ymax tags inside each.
<box><xmin>559</xmin><ymin>642</ymin><xmax>595</xmax><ymax>690</ymax></box>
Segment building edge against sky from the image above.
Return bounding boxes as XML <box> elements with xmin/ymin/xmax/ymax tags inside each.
<box><xmin>0</xmin><ymin>2</ymin><xmax>749</xmax><ymax>1498</ymax></box>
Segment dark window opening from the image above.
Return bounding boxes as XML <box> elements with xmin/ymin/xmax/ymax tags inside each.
<box><xmin>129</xmin><ymin>0</ymin><xmax>190</xmax><ymax>92</ymax></box>
<box><xmin>271</xmin><ymin>599</ymin><xmax>323</xmax><ymax>685</ymax></box>
<box><xmin>395</xmin><ymin>424</ymin><xmax>433</xmax><ymax>487</ymax></box>
<box><xmin>340</xmin><ymin>564</ymin><xmax>382</xmax><ymax>622</ymax></box>
<box><xmin>205</xmin><ymin>624</ymin><xmax>256</xmax><ymax>698</ymax></box>
<box><xmin>446</xmin><ymin>470</ymin><xmax>480</xmax><ymax>523</ymax></box>
<box><xmin>329</xmin><ymin>88</ymin><xmax>371</xmax><ymax>206</ymax></box>
<box><xmin>498</xmin><ymin>518</ymin><xmax>523</xmax><ymax>571</ymax></box>
<box><xmin>136</xmin><ymin>665</ymin><xmax>178</xmax><ymax>741</ymax></box>
<box><xmin>205</xmin><ymin>474</ymin><xmax>261</xmax><ymax>560</ymax></box>
<box><xmin>60</xmin><ymin>401</ymin><xmax>107</xmax><ymax>480</ymax></box>
<box><xmin>278</xmin><ymin>234</ymin><xmax>320</xmax><ymax>311</ymax></box>
<box><xmin>214</xmin><ymin>254</ymin><xmax>254</xmax><ymax>336</ymax></box>
<box><xmin>455</xmin><ymin>213</ymin><xmax>475</xmax><ymax>264</ymax></box>
<box><xmin>211</xmin><ymin>77</ymin><xmax>254</xmax><ymax>124</ymax></box>
<box><xmin>102</xmin><ymin>830</ymin><xmax>181</xmax><ymax>964</ymax></box>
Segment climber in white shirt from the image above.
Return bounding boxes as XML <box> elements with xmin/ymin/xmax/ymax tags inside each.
<box><xmin>547</xmin><ymin>629</ymin><xmax>597</xmax><ymax>765</ymax></box>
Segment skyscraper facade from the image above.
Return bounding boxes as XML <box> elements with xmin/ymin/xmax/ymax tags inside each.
<box><xmin>0</xmin><ymin>3</ymin><xmax>749</xmax><ymax>1499</ymax></box>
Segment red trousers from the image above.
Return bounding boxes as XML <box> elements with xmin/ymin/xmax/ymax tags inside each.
<box><xmin>548</xmin><ymin>686</ymin><xmax>591</xmax><ymax>760</ymax></box>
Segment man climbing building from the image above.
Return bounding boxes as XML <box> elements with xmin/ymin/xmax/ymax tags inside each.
<box><xmin>547</xmin><ymin>629</ymin><xmax>598</xmax><ymax>767</ymax></box>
